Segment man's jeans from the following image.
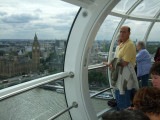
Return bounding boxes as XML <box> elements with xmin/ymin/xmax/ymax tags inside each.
<box><xmin>138</xmin><ymin>74</ymin><xmax>149</xmax><ymax>87</ymax></box>
<box><xmin>115</xmin><ymin>89</ymin><xmax>131</xmax><ymax>110</ymax></box>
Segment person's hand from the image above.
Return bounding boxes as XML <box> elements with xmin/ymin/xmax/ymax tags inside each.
<box><xmin>109</xmin><ymin>64</ymin><xmax>114</xmax><ymax>70</ymax></box>
<box><xmin>103</xmin><ymin>62</ymin><xmax>110</xmax><ymax>66</ymax></box>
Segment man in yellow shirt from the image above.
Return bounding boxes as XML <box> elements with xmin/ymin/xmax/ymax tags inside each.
<box><xmin>116</xmin><ymin>26</ymin><xmax>136</xmax><ymax>67</ymax></box>
<box><xmin>113</xmin><ymin>26</ymin><xmax>136</xmax><ymax>110</ymax></box>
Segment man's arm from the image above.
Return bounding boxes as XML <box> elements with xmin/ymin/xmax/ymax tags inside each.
<box><xmin>118</xmin><ymin>61</ymin><xmax>129</xmax><ymax>66</ymax></box>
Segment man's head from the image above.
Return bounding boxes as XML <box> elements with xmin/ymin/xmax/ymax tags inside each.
<box><xmin>120</xmin><ymin>26</ymin><xmax>130</xmax><ymax>42</ymax></box>
<box><xmin>150</xmin><ymin>62</ymin><xmax>160</xmax><ymax>88</ymax></box>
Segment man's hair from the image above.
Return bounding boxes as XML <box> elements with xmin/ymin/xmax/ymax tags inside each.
<box><xmin>137</xmin><ymin>41</ymin><xmax>146</xmax><ymax>49</ymax></box>
<box><xmin>128</xmin><ymin>27</ymin><xmax>131</xmax><ymax>32</ymax></box>
<box><xmin>102</xmin><ymin>109</ymin><xmax>150</xmax><ymax>120</ymax></box>
<box><xmin>150</xmin><ymin>62</ymin><xmax>160</xmax><ymax>76</ymax></box>
<box><xmin>133</xmin><ymin>87</ymin><xmax>160</xmax><ymax>115</ymax></box>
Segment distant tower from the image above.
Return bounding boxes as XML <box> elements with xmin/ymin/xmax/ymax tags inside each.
<box><xmin>32</xmin><ymin>33</ymin><xmax>40</xmax><ymax>72</ymax></box>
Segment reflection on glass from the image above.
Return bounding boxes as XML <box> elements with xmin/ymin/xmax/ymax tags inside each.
<box><xmin>89</xmin><ymin>15</ymin><xmax>120</xmax><ymax>113</ymax></box>
<box><xmin>131</xmin><ymin>0</ymin><xmax>160</xmax><ymax>17</ymax></box>
<box><xmin>147</xmin><ymin>23</ymin><xmax>160</xmax><ymax>62</ymax></box>
<box><xmin>89</xmin><ymin>15</ymin><xmax>121</xmax><ymax>65</ymax></box>
<box><xmin>0</xmin><ymin>84</ymin><xmax>71</xmax><ymax>120</ymax></box>
<box><xmin>0</xmin><ymin>0</ymin><xmax>79</xmax><ymax>89</ymax></box>
<box><xmin>112</xmin><ymin>0</ymin><xmax>137</xmax><ymax>13</ymax></box>
<box><xmin>123</xmin><ymin>20</ymin><xmax>150</xmax><ymax>41</ymax></box>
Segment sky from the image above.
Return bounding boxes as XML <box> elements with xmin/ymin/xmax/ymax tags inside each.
<box><xmin>0</xmin><ymin>0</ymin><xmax>159</xmax><ymax>41</ymax></box>
<box><xmin>0</xmin><ymin>0</ymin><xmax>79</xmax><ymax>40</ymax></box>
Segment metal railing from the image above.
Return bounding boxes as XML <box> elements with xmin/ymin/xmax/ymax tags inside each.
<box><xmin>48</xmin><ymin>102</ymin><xmax>78</xmax><ymax>120</ymax></box>
<box><xmin>90</xmin><ymin>87</ymin><xmax>113</xmax><ymax>98</ymax></box>
<box><xmin>0</xmin><ymin>72</ymin><xmax>74</xmax><ymax>101</ymax></box>
<box><xmin>88</xmin><ymin>63</ymin><xmax>106</xmax><ymax>70</ymax></box>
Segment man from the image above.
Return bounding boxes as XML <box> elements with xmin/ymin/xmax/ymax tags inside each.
<box><xmin>116</xmin><ymin>26</ymin><xmax>136</xmax><ymax>67</ymax></box>
<box><xmin>111</xmin><ymin>26</ymin><xmax>137</xmax><ymax>110</ymax></box>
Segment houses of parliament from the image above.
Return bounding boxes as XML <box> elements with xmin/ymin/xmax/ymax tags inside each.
<box><xmin>0</xmin><ymin>34</ymin><xmax>40</xmax><ymax>78</ymax></box>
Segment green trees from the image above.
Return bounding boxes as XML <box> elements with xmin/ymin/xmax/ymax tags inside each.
<box><xmin>88</xmin><ymin>70</ymin><xmax>109</xmax><ymax>88</ymax></box>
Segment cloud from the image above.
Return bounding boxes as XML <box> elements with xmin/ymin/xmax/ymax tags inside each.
<box><xmin>2</xmin><ymin>13</ymin><xmax>40</xmax><ymax>23</ymax></box>
<box><xmin>34</xmin><ymin>9</ymin><xmax>43</xmax><ymax>13</ymax></box>
<box><xmin>0</xmin><ymin>12</ymin><xmax>7</xmax><ymax>16</ymax></box>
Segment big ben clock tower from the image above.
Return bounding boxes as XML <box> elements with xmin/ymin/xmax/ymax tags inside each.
<box><xmin>32</xmin><ymin>33</ymin><xmax>40</xmax><ymax>72</ymax></box>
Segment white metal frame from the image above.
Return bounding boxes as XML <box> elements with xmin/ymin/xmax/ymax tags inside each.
<box><xmin>143</xmin><ymin>10</ymin><xmax>160</xmax><ymax>42</ymax></box>
<box><xmin>64</xmin><ymin>0</ymin><xmax>119</xmax><ymax>120</ymax></box>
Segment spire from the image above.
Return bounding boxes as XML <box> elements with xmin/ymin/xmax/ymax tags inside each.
<box><xmin>34</xmin><ymin>33</ymin><xmax>38</xmax><ymax>41</ymax></box>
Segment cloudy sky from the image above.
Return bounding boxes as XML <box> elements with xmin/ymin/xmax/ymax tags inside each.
<box><xmin>0</xmin><ymin>0</ymin><xmax>79</xmax><ymax>40</ymax></box>
<box><xmin>0</xmin><ymin>0</ymin><xmax>159</xmax><ymax>41</ymax></box>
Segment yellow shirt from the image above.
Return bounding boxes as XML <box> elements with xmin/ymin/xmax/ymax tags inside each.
<box><xmin>116</xmin><ymin>39</ymin><xmax>136</xmax><ymax>67</ymax></box>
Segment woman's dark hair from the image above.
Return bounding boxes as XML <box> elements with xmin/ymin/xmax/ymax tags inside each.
<box><xmin>154</xmin><ymin>47</ymin><xmax>160</xmax><ymax>62</ymax></box>
<box><xmin>133</xmin><ymin>87</ymin><xmax>160</xmax><ymax>115</ymax></box>
<box><xmin>150</xmin><ymin>62</ymin><xmax>160</xmax><ymax>76</ymax></box>
<box><xmin>102</xmin><ymin>109</ymin><xmax>150</xmax><ymax>120</ymax></box>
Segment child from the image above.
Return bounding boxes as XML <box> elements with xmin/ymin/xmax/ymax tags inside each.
<box><xmin>150</xmin><ymin>62</ymin><xmax>160</xmax><ymax>88</ymax></box>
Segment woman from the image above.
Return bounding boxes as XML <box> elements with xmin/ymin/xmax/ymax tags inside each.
<box><xmin>133</xmin><ymin>87</ymin><xmax>160</xmax><ymax>120</ymax></box>
<box><xmin>150</xmin><ymin>62</ymin><xmax>160</xmax><ymax>88</ymax></box>
<box><xmin>154</xmin><ymin>47</ymin><xmax>160</xmax><ymax>62</ymax></box>
<box><xmin>136</xmin><ymin>41</ymin><xmax>151</xmax><ymax>87</ymax></box>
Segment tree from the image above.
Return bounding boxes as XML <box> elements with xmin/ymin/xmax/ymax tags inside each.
<box><xmin>88</xmin><ymin>70</ymin><xmax>109</xmax><ymax>87</ymax></box>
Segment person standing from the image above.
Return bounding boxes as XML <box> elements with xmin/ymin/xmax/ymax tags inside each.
<box><xmin>154</xmin><ymin>47</ymin><xmax>160</xmax><ymax>62</ymax></box>
<box><xmin>113</xmin><ymin>26</ymin><xmax>137</xmax><ymax>110</ymax></box>
<box><xmin>103</xmin><ymin>34</ymin><xmax>122</xmax><ymax>66</ymax></box>
<box><xmin>136</xmin><ymin>41</ymin><xmax>151</xmax><ymax>87</ymax></box>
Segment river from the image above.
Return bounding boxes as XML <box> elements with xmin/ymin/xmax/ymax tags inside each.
<box><xmin>0</xmin><ymin>88</ymin><xmax>109</xmax><ymax>120</ymax></box>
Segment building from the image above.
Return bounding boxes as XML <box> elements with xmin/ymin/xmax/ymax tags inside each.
<box><xmin>32</xmin><ymin>34</ymin><xmax>40</xmax><ymax>73</ymax></box>
<box><xmin>0</xmin><ymin>34</ymin><xmax>40</xmax><ymax>78</ymax></box>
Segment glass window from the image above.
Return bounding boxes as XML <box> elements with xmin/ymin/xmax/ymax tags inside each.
<box><xmin>112</xmin><ymin>0</ymin><xmax>137</xmax><ymax>14</ymax></box>
<box><xmin>123</xmin><ymin>20</ymin><xmax>150</xmax><ymax>41</ymax></box>
<box><xmin>89</xmin><ymin>15</ymin><xmax>121</xmax><ymax>114</ymax></box>
<box><xmin>147</xmin><ymin>23</ymin><xmax>160</xmax><ymax>62</ymax></box>
<box><xmin>0</xmin><ymin>0</ymin><xmax>79</xmax><ymax>119</ymax></box>
<box><xmin>0</xmin><ymin>0</ymin><xmax>79</xmax><ymax>89</ymax></box>
<box><xmin>90</xmin><ymin>15</ymin><xmax>122</xmax><ymax>65</ymax></box>
<box><xmin>130</xmin><ymin>0</ymin><xmax>160</xmax><ymax>17</ymax></box>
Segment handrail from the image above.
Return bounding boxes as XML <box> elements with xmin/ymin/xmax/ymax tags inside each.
<box><xmin>0</xmin><ymin>72</ymin><xmax>74</xmax><ymax>101</ymax></box>
<box><xmin>48</xmin><ymin>102</ymin><xmax>78</xmax><ymax>120</ymax></box>
<box><xmin>90</xmin><ymin>87</ymin><xmax>113</xmax><ymax>98</ymax></box>
<box><xmin>88</xmin><ymin>63</ymin><xmax>106</xmax><ymax>70</ymax></box>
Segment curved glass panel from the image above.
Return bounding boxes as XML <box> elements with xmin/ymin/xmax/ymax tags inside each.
<box><xmin>112</xmin><ymin>0</ymin><xmax>137</xmax><ymax>14</ymax></box>
<box><xmin>90</xmin><ymin>15</ymin><xmax>122</xmax><ymax>65</ymax></box>
<box><xmin>131</xmin><ymin>0</ymin><xmax>160</xmax><ymax>17</ymax></box>
<box><xmin>0</xmin><ymin>0</ymin><xmax>79</xmax><ymax>89</ymax></box>
<box><xmin>89</xmin><ymin>15</ymin><xmax>121</xmax><ymax>114</ymax></box>
<box><xmin>123</xmin><ymin>20</ymin><xmax>150</xmax><ymax>41</ymax></box>
<box><xmin>0</xmin><ymin>0</ymin><xmax>79</xmax><ymax>120</ymax></box>
<box><xmin>147</xmin><ymin>23</ymin><xmax>160</xmax><ymax>62</ymax></box>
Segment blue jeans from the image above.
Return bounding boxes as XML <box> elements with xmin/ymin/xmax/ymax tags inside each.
<box><xmin>115</xmin><ymin>89</ymin><xmax>131</xmax><ymax>110</ymax></box>
<box><xmin>138</xmin><ymin>74</ymin><xmax>149</xmax><ymax>87</ymax></box>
